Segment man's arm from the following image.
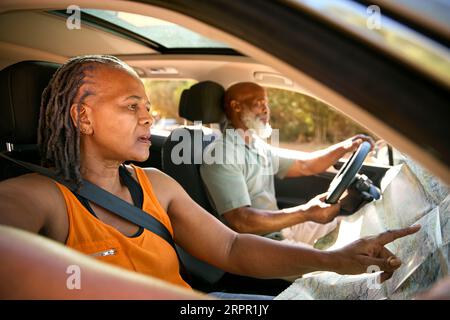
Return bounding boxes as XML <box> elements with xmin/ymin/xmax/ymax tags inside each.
<box><xmin>223</xmin><ymin>193</ymin><xmax>340</xmax><ymax>234</ymax></box>
<box><xmin>200</xmin><ymin>157</ymin><xmax>341</xmax><ymax>235</ymax></box>
<box><xmin>285</xmin><ymin>134</ymin><xmax>375</xmax><ymax>177</ymax></box>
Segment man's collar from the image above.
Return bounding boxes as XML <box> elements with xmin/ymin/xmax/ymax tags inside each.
<box><xmin>223</xmin><ymin>123</ymin><xmax>271</xmax><ymax>154</ymax></box>
<box><xmin>224</xmin><ymin>123</ymin><xmax>255</xmax><ymax>148</ymax></box>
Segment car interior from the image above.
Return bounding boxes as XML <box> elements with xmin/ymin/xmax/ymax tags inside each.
<box><xmin>0</xmin><ymin>8</ymin><xmax>324</xmax><ymax>295</ymax></box>
<box><xmin>0</xmin><ymin>1</ymin><xmax>448</xmax><ymax>298</ymax></box>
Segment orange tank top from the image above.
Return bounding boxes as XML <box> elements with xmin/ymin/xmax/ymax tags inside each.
<box><xmin>54</xmin><ymin>165</ymin><xmax>191</xmax><ymax>289</ymax></box>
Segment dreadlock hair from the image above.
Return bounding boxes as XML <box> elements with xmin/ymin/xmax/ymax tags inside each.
<box><xmin>37</xmin><ymin>55</ymin><xmax>137</xmax><ymax>189</ymax></box>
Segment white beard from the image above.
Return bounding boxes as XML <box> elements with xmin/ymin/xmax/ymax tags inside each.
<box><xmin>241</xmin><ymin>112</ymin><xmax>273</xmax><ymax>139</ymax></box>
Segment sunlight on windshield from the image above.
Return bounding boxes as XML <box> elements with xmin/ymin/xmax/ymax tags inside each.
<box><xmin>290</xmin><ymin>0</ymin><xmax>450</xmax><ymax>87</ymax></box>
<box><xmin>83</xmin><ymin>9</ymin><xmax>230</xmax><ymax>48</ymax></box>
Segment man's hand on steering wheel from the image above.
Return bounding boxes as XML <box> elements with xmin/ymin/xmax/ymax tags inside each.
<box><xmin>340</xmin><ymin>134</ymin><xmax>375</xmax><ymax>154</ymax></box>
<box><xmin>326</xmin><ymin>139</ymin><xmax>374</xmax><ymax>204</ymax></box>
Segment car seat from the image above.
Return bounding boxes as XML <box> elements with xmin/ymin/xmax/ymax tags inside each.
<box><xmin>0</xmin><ymin>60</ymin><xmax>59</xmax><ymax>181</ymax></box>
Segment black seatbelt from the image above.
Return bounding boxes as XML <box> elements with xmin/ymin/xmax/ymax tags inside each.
<box><xmin>0</xmin><ymin>152</ymin><xmax>176</xmax><ymax>250</ymax></box>
<box><xmin>74</xmin><ymin>165</ymin><xmax>144</xmax><ymax>238</ymax></box>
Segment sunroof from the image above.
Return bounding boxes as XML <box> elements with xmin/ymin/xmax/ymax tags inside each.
<box><xmin>83</xmin><ymin>9</ymin><xmax>230</xmax><ymax>49</ymax></box>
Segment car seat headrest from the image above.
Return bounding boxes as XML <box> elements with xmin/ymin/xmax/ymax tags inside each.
<box><xmin>179</xmin><ymin>81</ymin><xmax>226</xmax><ymax>124</ymax></box>
<box><xmin>0</xmin><ymin>60</ymin><xmax>60</xmax><ymax>149</ymax></box>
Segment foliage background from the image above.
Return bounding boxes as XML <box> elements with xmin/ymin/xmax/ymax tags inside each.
<box><xmin>267</xmin><ymin>87</ymin><xmax>375</xmax><ymax>145</ymax></box>
<box><xmin>143</xmin><ymin>80</ymin><xmax>376</xmax><ymax>150</ymax></box>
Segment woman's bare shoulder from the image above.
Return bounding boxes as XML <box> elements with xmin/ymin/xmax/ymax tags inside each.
<box><xmin>125</xmin><ymin>165</ymin><xmax>181</xmax><ymax>210</ymax></box>
<box><xmin>124</xmin><ymin>165</ymin><xmax>175</xmax><ymax>185</ymax></box>
<box><xmin>0</xmin><ymin>173</ymin><xmax>61</xmax><ymax>194</ymax></box>
<box><xmin>0</xmin><ymin>173</ymin><xmax>68</xmax><ymax>241</ymax></box>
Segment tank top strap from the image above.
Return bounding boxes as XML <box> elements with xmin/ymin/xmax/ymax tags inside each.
<box><xmin>130</xmin><ymin>164</ymin><xmax>174</xmax><ymax>236</ymax></box>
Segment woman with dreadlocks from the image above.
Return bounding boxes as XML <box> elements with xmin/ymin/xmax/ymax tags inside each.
<box><xmin>0</xmin><ymin>55</ymin><xmax>419</xmax><ymax>299</ymax></box>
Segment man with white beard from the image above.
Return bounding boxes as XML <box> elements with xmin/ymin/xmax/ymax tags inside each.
<box><xmin>200</xmin><ymin>82</ymin><xmax>373</xmax><ymax>246</ymax></box>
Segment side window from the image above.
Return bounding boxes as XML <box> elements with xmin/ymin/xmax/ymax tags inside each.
<box><xmin>266</xmin><ymin>87</ymin><xmax>391</xmax><ymax>166</ymax></box>
<box><xmin>141</xmin><ymin>79</ymin><xmax>197</xmax><ymax>132</ymax></box>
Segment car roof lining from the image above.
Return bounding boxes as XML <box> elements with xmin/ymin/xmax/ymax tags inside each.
<box><xmin>51</xmin><ymin>9</ymin><xmax>242</xmax><ymax>55</ymax></box>
<box><xmin>0</xmin><ymin>10</ymin><xmax>155</xmax><ymax>61</ymax></box>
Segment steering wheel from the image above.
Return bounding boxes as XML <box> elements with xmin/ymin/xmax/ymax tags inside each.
<box><xmin>325</xmin><ymin>141</ymin><xmax>372</xmax><ymax>204</ymax></box>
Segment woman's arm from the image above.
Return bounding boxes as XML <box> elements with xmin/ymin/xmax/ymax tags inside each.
<box><xmin>0</xmin><ymin>225</ymin><xmax>206</xmax><ymax>299</ymax></box>
<box><xmin>158</xmin><ymin>170</ymin><xmax>419</xmax><ymax>280</ymax></box>
<box><xmin>0</xmin><ymin>174</ymin><xmax>68</xmax><ymax>242</ymax></box>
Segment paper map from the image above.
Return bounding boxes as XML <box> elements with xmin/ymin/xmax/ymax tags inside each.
<box><xmin>276</xmin><ymin>160</ymin><xmax>450</xmax><ymax>300</ymax></box>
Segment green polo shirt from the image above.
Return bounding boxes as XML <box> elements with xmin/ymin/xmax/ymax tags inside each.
<box><xmin>200</xmin><ymin>127</ymin><xmax>294</xmax><ymax>216</ymax></box>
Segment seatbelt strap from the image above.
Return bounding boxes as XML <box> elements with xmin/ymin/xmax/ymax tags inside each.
<box><xmin>0</xmin><ymin>152</ymin><xmax>176</xmax><ymax>250</ymax></box>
